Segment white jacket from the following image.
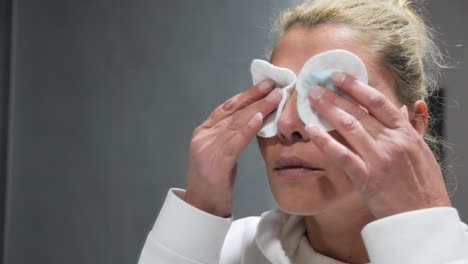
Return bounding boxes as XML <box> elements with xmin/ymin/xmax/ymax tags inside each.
<box><xmin>138</xmin><ymin>188</ymin><xmax>468</xmax><ymax>264</ymax></box>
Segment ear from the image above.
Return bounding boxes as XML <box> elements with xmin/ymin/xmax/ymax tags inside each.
<box><xmin>410</xmin><ymin>100</ymin><xmax>428</xmax><ymax>136</ymax></box>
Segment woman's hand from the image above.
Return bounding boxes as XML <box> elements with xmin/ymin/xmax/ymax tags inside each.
<box><xmin>305</xmin><ymin>72</ymin><xmax>451</xmax><ymax>219</ymax></box>
<box><xmin>184</xmin><ymin>80</ymin><xmax>281</xmax><ymax>218</ymax></box>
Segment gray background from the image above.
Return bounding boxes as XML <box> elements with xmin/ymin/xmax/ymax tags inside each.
<box><xmin>3</xmin><ymin>0</ymin><xmax>468</xmax><ymax>263</ymax></box>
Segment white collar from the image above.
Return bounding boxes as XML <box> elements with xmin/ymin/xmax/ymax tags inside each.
<box><xmin>255</xmin><ymin>208</ymin><xmax>348</xmax><ymax>264</ymax></box>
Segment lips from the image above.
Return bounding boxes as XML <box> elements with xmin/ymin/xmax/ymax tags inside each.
<box><xmin>273</xmin><ymin>156</ymin><xmax>323</xmax><ymax>172</ymax></box>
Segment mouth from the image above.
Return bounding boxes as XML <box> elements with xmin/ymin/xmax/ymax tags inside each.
<box><xmin>273</xmin><ymin>157</ymin><xmax>324</xmax><ymax>176</ymax></box>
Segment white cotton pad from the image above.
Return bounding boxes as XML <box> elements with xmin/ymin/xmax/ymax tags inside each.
<box><xmin>296</xmin><ymin>49</ymin><xmax>368</xmax><ymax>131</ymax></box>
<box><xmin>251</xmin><ymin>59</ymin><xmax>296</xmax><ymax>137</ymax></box>
<box><xmin>250</xmin><ymin>49</ymin><xmax>368</xmax><ymax>137</ymax></box>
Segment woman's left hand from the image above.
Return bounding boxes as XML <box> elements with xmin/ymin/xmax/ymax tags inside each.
<box><xmin>305</xmin><ymin>72</ymin><xmax>451</xmax><ymax>219</ymax></box>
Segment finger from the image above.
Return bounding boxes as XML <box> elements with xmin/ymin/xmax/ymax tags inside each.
<box><xmin>305</xmin><ymin>124</ymin><xmax>367</xmax><ymax>183</ymax></box>
<box><xmin>203</xmin><ymin>80</ymin><xmax>275</xmax><ymax>128</ymax></box>
<box><xmin>223</xmin><ymin>111</ymin><xmax>264</xmax><ymax>157</ymax></box>
<box><xmin>310</xmin><ymin>85</ymin><xmax>383</xmax><ymax>136</ymax></box>
<box><xmin>213</xmin><ymin>88</ymin><xmax>282</xmax><ymax>156</ymax></box>
<box><xmin>309</xmin><ymin>86</ymin><xmax>378</xmax><ymax>158</ymax></box>
<box><xmin>218</xmin><ymin>87</ymin><xmax>282</xmax><ymax>134</ymax></box>
<box><xmin>330</xmin><ymin>72</ymin><xmax>403</xmax><ymax>129</ymax></box>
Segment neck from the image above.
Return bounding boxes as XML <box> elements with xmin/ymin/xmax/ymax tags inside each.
<box><xmin>303</xmin><ymin>193</ymin><xmax>375</xmax><ymax>264</ymax></box>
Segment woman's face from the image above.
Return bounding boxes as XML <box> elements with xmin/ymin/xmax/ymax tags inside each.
<box><xmin>257</xmin><ymin>24</ymin><xmax>400</xmax><ymax>215</ymax></box>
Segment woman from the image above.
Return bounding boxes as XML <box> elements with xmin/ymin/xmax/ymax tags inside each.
<box><xmin>138</xmin><ymin>0</ymin><xmax>468</xmax><ymax>263</ymax></box>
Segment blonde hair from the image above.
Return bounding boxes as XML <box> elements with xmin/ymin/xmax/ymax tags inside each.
<box><xmin>271</xmin><ymin>0</ymin><xmax>448</xmax><ymax>167</ymax></box>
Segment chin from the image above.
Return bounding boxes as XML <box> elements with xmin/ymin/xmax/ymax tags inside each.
<box><xmin>277</xmin><ymin>200</ymin><xmax>327</xmax><ymax>216</ymax></box>
<box><xmin>269</xmin><ymin>179</ymin><xmax>336</xmax><ymax>216</ymax></box>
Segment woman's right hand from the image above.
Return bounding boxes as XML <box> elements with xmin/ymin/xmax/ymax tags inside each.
<box><xmin>184</xmin><ymin>80</ymin><xmax>281</xmax><ymax>218</ymax></box>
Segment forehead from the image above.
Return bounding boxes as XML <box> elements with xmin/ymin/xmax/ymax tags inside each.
<box><xmin>272</xmin><ymin>24</ymin><xmax>373</xmax><ymax>73</ymax></box>
<box><xmin>271</xmin><ymin>24</ymin><xmax>395</xmax><ymax>96</ymax></box>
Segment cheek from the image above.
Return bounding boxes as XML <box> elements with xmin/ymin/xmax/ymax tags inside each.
<box><xmin>256</xmin><ymin>136</ymin><xmax>274</xmax><ymax>163</ymax></box>
<box><xmin>269</xmin><ymin>169</ymin><xmax>356</xmax><ymax>215</ymax></box>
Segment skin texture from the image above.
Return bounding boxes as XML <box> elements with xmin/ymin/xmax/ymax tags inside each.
<box><xmin>260</xmin><ymin>24</ymin><xmax>402</xmax><ymax>217</ymax></box>
<box><xmin>184</xmin><ymin>23</ymin><xmax>450</xmax><ymax>264</ymax></box>
<box><xmin>258</xmin><ymin>24</ymin><xmax>451</xmax><ymax>263</ymax></box>
<box><xmin>184</xmin><ymin>79</ymin><xmax>282</xmax><ymax>217</ymax></box>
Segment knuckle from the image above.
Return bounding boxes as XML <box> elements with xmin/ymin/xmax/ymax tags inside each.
<box><xmin>190</xmin><ymin>129</ymin><xmax>215</xmax><ymax>155</ymax></box>
<box><xmin>192</xmin><ymin>125</ymin><xmax>205</xmax><ymax>137</ymax></box>
<box><xmin>351</xmin><ymin>107</ymin><xmax>367</xmax><ymax>120</ymax></box>
<box><xmin>227</xmin><ymin>112</ymin><xmax>243</xmax><ymax>131</ymax></box>
<box><xmin>378</xmin><ymin>153</ymin><xmax>393</xmax><ymax>171</ymax></box>
<box><xmin>341</xmin><ymin>116</ymin><xmax>359</xmax><ymax>131</ymax></box>
<box><xmin>265</xmin><ymin>89</ymin><xmax>282</xmax><ymax>105</ymax></box>
<box><xmin>369</xmin><ymin>94</ymin><xmax>387</xmax><ymax>109</ymax></box>
<box><xmin>241</xmin><ymin>89</ymin><xmax>259</xmax><ymax>104</ymax></box>
<box><xmin>189</xmin><ymin>137</ymin><xmax>205</xmax><ymax>154</ymax></box>
<box><xmin>220</xmin><ymin>97</ymin><xmax>236</xmax><ymax>114</ymax></box>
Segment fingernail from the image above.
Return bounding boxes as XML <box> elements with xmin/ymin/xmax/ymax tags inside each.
<box><xmin>400</xmin><ymin>105</ymin><xmax>409</xmax><ymax>119</ymax></box>
<box><xmin>258</xmin><ymin>80</ymin><xmax>274</xmax><ymax>92</ymax></box>
<box><xmin>248</xmin><ymin>112</ymin><xmax>263</xmax><ymax>128</ymax></box>
<box><xmin>331</xmin><ymin>72</ymin><xmax>346</xmax><ymax>84</ymax></box>
<box><xmin>309</xmin><ymin>86</ymin><xmax>324</xmax><ymax>101</ymax></box>
<box><xmin>305</xmin><ymin>124</ymin><xmax>321</xmax><ymax>136</ymax></box>
<box><xmin>266</xmin><ymin>88</ymin><xmax>281</xmax><ymax>103</ymax></box>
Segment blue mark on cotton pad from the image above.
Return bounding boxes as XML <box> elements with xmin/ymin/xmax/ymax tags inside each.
<box><xmin>296</xmin><ymin>68</ymin><xmax>355</xmax><ymax>131</ymax></box>
<box><xmin>302</xmin><ymin>69</ymin><xmax>347</xmax><ymax>98</ymax></box>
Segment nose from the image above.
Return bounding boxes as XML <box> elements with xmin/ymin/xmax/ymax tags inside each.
<box><xmin>276</xmin><ymin>89</ymin><xmax>310</xmax><ymax>144</ymax></box>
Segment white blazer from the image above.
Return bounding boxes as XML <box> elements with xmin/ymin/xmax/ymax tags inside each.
<box><xmin>138</xmin><ymin>188</ymin><xmax>468</xmax><ymax>264</ymax></box>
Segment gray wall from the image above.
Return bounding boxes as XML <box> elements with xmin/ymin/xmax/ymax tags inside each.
<box><xmin>4</xmin><ymin>1</ymin><xmax>284</xmax><ymax>263</ymax></box>
<box><xmin>3</xmin><ymin>1</ymin><xmax>467</xmax><ymax>264</ymax></box>
<box><xmin>426</xmin><ymin>1</ymin><xmax>468</xmax><ymax>220</ymax></box>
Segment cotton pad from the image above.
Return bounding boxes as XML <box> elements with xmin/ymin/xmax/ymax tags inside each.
<box><xmin>296</xmin><ymin>49</ymin><xmax>368</xmax><ymax>131</ymax></box>
<box><xmin>251</xmin><ymin>59</ymin><xmax>296</xmax><ymax>137</ymax></box>
<box><xmin>250</xmin><ymin>49</ymin><xmax>368</xmax><ymax>138</ymax></box>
